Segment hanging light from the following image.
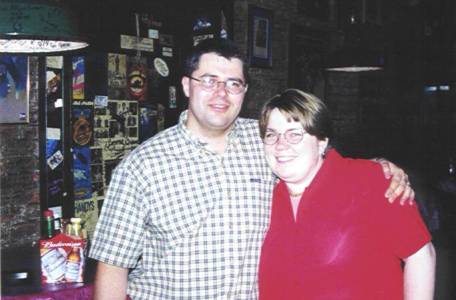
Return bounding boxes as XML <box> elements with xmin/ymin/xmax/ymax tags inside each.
<box><xmin>325</xmin><ymin>42</ymin><xmax>384</xmax><ymax>72</ymax></box>
<box><xmin>0</xmin><ymin>0</ymin><xmax>88</xmax><ymax>53</ymax></box>
<box><xmin>326</xmin><ymin>3</ymin><xmax>384</xmax><ymax>72</ymax></box>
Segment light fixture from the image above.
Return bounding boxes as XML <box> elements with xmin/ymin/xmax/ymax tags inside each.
<box><xmin>0</xmin><ymin>1</ymin><xmax>88</xmax><ymax>53</ymax></box>
<box><xmin>325</xmin><ymin>42</ymin><xmax>384</xmax><ymax>72</ymax></box>
<box><xmin>326</xmin><ymin>6</ymin><xmax>384</xmax><ymax>72</ymax></box>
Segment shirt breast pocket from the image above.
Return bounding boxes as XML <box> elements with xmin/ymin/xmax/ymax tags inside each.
<box><xmin>241</xmin><ymin>177</ymin><xmax>275</xmax><ymax>232</ymax></box>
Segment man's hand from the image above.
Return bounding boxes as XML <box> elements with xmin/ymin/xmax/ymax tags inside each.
<box><xmin>373</xmin><ymin>158</ymin><xmax>415</xmax><ymax>205</ymax></box>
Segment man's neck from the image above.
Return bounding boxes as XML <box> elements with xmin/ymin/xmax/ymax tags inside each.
<box><xmin>186</xmin><ymin>124</ymin><xmax>232</xmax><ymax>155</ymax></box>
<box><xmin>205</xmin><ymin>135</ymin><xmax>228</xmax><ymax>155</ymax></box>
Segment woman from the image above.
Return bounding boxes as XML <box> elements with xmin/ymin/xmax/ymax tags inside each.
<box><xmin>258</xmin><ymin>89</ymin><xmax>436</xmax><ymax>299</ymax></box>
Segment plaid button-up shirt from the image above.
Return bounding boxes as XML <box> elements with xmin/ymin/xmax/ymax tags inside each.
<box><xmin>90</xmin><ymin>111</ymin><xmax>275</xmax><ymax>299</ymax></box>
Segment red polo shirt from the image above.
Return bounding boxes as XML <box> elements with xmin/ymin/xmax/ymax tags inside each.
<box><xmin>259</xmin><ymin>150</ymin><xmax>431</xmax><ymax>300</ymax></box>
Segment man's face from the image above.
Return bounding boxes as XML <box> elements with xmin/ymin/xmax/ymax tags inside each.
<box><xmin>182</xmin><ymin>53</ymin><xmax>246</xmax><ymax>136</ymax></box>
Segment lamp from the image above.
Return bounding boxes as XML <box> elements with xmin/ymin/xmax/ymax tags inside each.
<box><xmin>325</xmin><ymin>42</ymin><xmax>384</xmax><ymax>72</ymax></box>
<box><xmin>326</xmin><ymin>9</ymin><xmax>384</xmax><ymax>72</ymax></box>
<box><xmin>0</xmin><ymin>0</ymin><xmax>88</xmax><ymax>53</ymax></box>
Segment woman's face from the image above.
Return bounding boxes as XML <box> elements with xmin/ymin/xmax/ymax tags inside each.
<box><xmin>264</xmin><ymin>108</ymin><xmax>328</xmax><ymax>186</ymax></box>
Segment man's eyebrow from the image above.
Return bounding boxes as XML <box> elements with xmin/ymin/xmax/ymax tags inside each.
<box><xmin>199</xmin><ymin>73</ymin><xmax>217</xmax><ymax>77</ymax></box>
<box><xmin>199</xmin><ymin>73</ymin><xmax>245</xmax><ymax>82</ymax></box>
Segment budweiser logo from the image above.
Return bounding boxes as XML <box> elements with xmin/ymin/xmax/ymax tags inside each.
<box><xmin>42</xmin><ymin>241</ymin><xmax>83</xmax><ymax>248</ymax></box>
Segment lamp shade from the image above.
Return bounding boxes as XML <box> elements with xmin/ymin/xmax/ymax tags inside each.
<box><xmin>326</xmin><ymin>22</ymin><xmax>384</xmax><ymax>72</ymax></box>
<box><xmin>325</xmin><ymin>44</ymin><xmax>384</xmax><ymax>72</ymax></box>
<box><xmin>0</xmin><ymin>0</ymin><xmax>88</xmax><ymax>53</ymax></box>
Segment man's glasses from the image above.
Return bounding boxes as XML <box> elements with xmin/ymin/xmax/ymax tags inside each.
<box><xmin>189</xmin><ymin>75</ymin><xmax>248</xmax><ymax>95</ymax></box>
<box><xmin>263</xmin><ymin>129</ymin><xmax>307</xmax><ymax>145</ymax></box>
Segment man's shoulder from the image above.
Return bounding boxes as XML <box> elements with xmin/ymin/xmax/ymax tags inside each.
<box><xmin>123</xmin><ymin>125</ymin><xmax>183</xmax><ymax>164</ymax></box>
<box><xmin>235</xmin><ymin>117</ymin><xmax>260</xmax><ymax>138</ymax></box>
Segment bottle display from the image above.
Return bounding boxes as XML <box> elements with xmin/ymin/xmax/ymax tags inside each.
<box><xmin>66</xmin><ymin>217</ymin><xmax>83</xmax><ymax>238</ymax></box>
<box><xmin>53</xmin><ymin>211</ymin><xmax>62</xmax><ymax>235</ymax></box>
<box><xmin>41</xmin><ymin>248</ymin><xmax>66</xmax><ymax>282</ymax></box>
<box><xmin>39</xmin><ymin>214</ymin><xmax>87</xmax><ymax>283</ymax></box>
<box><xmin>43</xmin><ymin>210</ymin><xmax>55</xmax><ymax>239</ymax></box>
<box><xmin>65</xmin><ymin>247</ymin><xmax>82</xmax><ymax>282</ymax></box>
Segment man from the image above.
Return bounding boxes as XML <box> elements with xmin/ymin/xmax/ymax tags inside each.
<box><xmin>90</xmin><ymin>38</ymin><xmax>413</xmax><ymax>300</ymax></box>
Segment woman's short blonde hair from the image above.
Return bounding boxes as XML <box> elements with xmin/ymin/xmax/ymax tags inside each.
<box><xmin>259</xmin><ymin>89</ymin><xmax>332</xmax><ymax>141</ymax></box>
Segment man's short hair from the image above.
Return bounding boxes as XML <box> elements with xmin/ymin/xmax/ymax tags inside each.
<box><xmin>183</xmin><ymin>38</ymin><xmax>249</xmax><ymax>83</ymax></box>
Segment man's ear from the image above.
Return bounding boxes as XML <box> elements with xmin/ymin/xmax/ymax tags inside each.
<box><xmin>182</xmin><ymin>76</ymin><xmax>190</xmax><ymax>97</ymax></box>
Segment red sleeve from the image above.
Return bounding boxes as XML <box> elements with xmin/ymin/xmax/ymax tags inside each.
<box><xmin>382</xmin><ymin>199</ymin><xmax>432</xmax><ymax>258</ymax></box>
<box><xmin>357</xmin><ymin>160</ymin><xmax>432</xmax><ymax>259</ymax></box>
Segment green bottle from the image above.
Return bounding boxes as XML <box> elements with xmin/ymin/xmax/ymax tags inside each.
<box><xmin>43</xmin><ymin>210</ymin><xmax>55</xmax><ymax>239</ymax></box>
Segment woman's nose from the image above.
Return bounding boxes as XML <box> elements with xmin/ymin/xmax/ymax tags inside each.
<box><xmin>275</xmin><ymin>134</ymin><xmax>289</xmax><ymax>148</ymax></box>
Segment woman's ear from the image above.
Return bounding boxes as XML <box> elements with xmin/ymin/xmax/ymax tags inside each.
<box><xmin>318</xmin><ymin>138</ymin><xmax>329</xmax><ymax>157</ymax></box>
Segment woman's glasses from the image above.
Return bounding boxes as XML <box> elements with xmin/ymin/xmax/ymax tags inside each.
<box><xmin>263</xmin><ymin>129</ymin><xmax>306</xmax><ymax>145</ymax></box>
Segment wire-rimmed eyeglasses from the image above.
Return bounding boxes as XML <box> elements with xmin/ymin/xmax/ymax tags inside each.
<box><xmin>189</xmin><ymin>75</ymin><xmax>248</xmax><ymax>95</ymax></box>
<box><xmin>263</xmin><ymin>129</ymin><xmax>307</xmax><ymax>145</ymax></box>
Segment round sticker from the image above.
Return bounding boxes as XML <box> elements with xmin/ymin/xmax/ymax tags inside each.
<box><xmin>127</xmin><ymin>64</ymin><xmax>147</xmax><ymax>100</ymax></box>
<box><xmin>154</xmin><ymin>57</ymin><xmax>169</xmax><ymax>77</ymax></box>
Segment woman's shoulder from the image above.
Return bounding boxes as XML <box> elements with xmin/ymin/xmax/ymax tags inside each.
<box><xmin>330</xmin><ymin>152</ymin><xmax>390</xmax><ymax>196</ymax></box>
<box><xmin>342</xmin><ymin>155</ymin><xmax>385</xmax><ymax>180</ymax></box>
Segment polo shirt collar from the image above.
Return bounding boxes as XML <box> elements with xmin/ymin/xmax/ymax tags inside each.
<box><xmin>177</xmin><ymin>110</ymin><xmax>242</xmax><ymax>150</ymax></box>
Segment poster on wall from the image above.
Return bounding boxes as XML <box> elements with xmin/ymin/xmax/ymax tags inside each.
<box><xmin>248</xmin><ymin>6</ymin><xmax>273</xmax><ymax>68</ymax></box>
<box><xmin>90</xmin><ymin>148</ymin><xmax>105</xmax><ymax>199</ymax></box>
<box><xmin>75</xmin><ymin>197</ymin><xmax>98</xmax><ymax>239</ymax></box>
<box><xmin>157</xmin><ymin>103</ymin><xmax>165</xmax><ymax>132</ymax></box>
<box><xmin>93</xmin><ymin>99</ymin><xmax>139</xmax><ymax>160</ymax></box>
<box><xmin>0</xmin><ymin>55</ymin><xmax>29</xmax><ymax>123</ymax></box>
<box><xmin>73</xmin><ymin>146</ymin><xmax>92</xmax><ymax>200</ymax></box>
<box><xmin>169</xmin><ymin>86</ymin><xmax>177</xmax><ymax>108</ymax></box>
<box><xmin>45</xmin><ymin>58</ymin><xmax>64</xmax><ymax>207</ymax></box>
<box><xmin>103</xmin><ymin>159</ymin><xmax>120</xmax><ymax>188</ymax></box>
<box><xmin>127</xmin><ymin>56</ymin><xmax>147</xmax><ymax>101</ymax></box>
<box><xmin>120</xmin><ymin>35</ymin><xmax>154</xmax><ymax>52</ymax></box>
<box><xmin>72</xmin><ymin>106</ymin><xmax>93</xmax><ymax>147</ymax></box>
<box><xmin>46</xmin><ymin>138</ymin><xmax>64</xmax><ymax>204</ymax></box>
<box><xmin>46</xmin><ymin>67</ymin><xmax>63</xmax><ymax>129</ymax></box>
<box><xmin>107</xmin><ymin>53</ymin><xmax>127</xmax><ymax>99</ymax></box>
<box><xmin>139</xmin><ymin>105</ymin><xmax>158</xmax><ymax>142</ymax></box>
<box><xmin>72</xmin><ymin>56</ymin><xmax>85</xmax><ymax>100</ymax></box>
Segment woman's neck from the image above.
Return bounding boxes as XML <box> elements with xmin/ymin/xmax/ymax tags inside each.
<box><xmin>286</xmin><ymin>156</ymin><xmax>325</xmax><ymax>195</ymax></box>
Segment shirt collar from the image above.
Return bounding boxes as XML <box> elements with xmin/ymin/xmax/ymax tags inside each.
<box><xmin>177</xmin><ymin>110</ymin><xmax>242</xmax><ymax>150</ymax></box>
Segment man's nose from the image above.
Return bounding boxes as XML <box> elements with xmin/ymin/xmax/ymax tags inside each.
<box><xmin>215</xmin><ymin>81</ymin><xmax>228</xmax><ymax>95</ymax></box>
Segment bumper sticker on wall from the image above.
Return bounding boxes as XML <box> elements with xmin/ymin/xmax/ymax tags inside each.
<box><xmin>127</xmin><ymin>57</ymin><xmax>147</xmax><ymax>101</ymax></box>
<box><xmin>108</xmin><ymin>53</ymin><xmax>127</xmax><ymax>100</ymax></box>
<box><xmin>153</xmin><ymin>57</ymin><xmax>169</xmax><ymax>77</ymax></box>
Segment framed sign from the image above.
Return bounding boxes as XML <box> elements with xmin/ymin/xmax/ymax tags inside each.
<box><xmin>0</xmin><ymin>55</ymin><xmax>29</xmax><ymax>123</ymax></box>
<box><xmin>248</xmin><ymin>6</ymin><xmax>273</xmax><ymax>68</ymax></box>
